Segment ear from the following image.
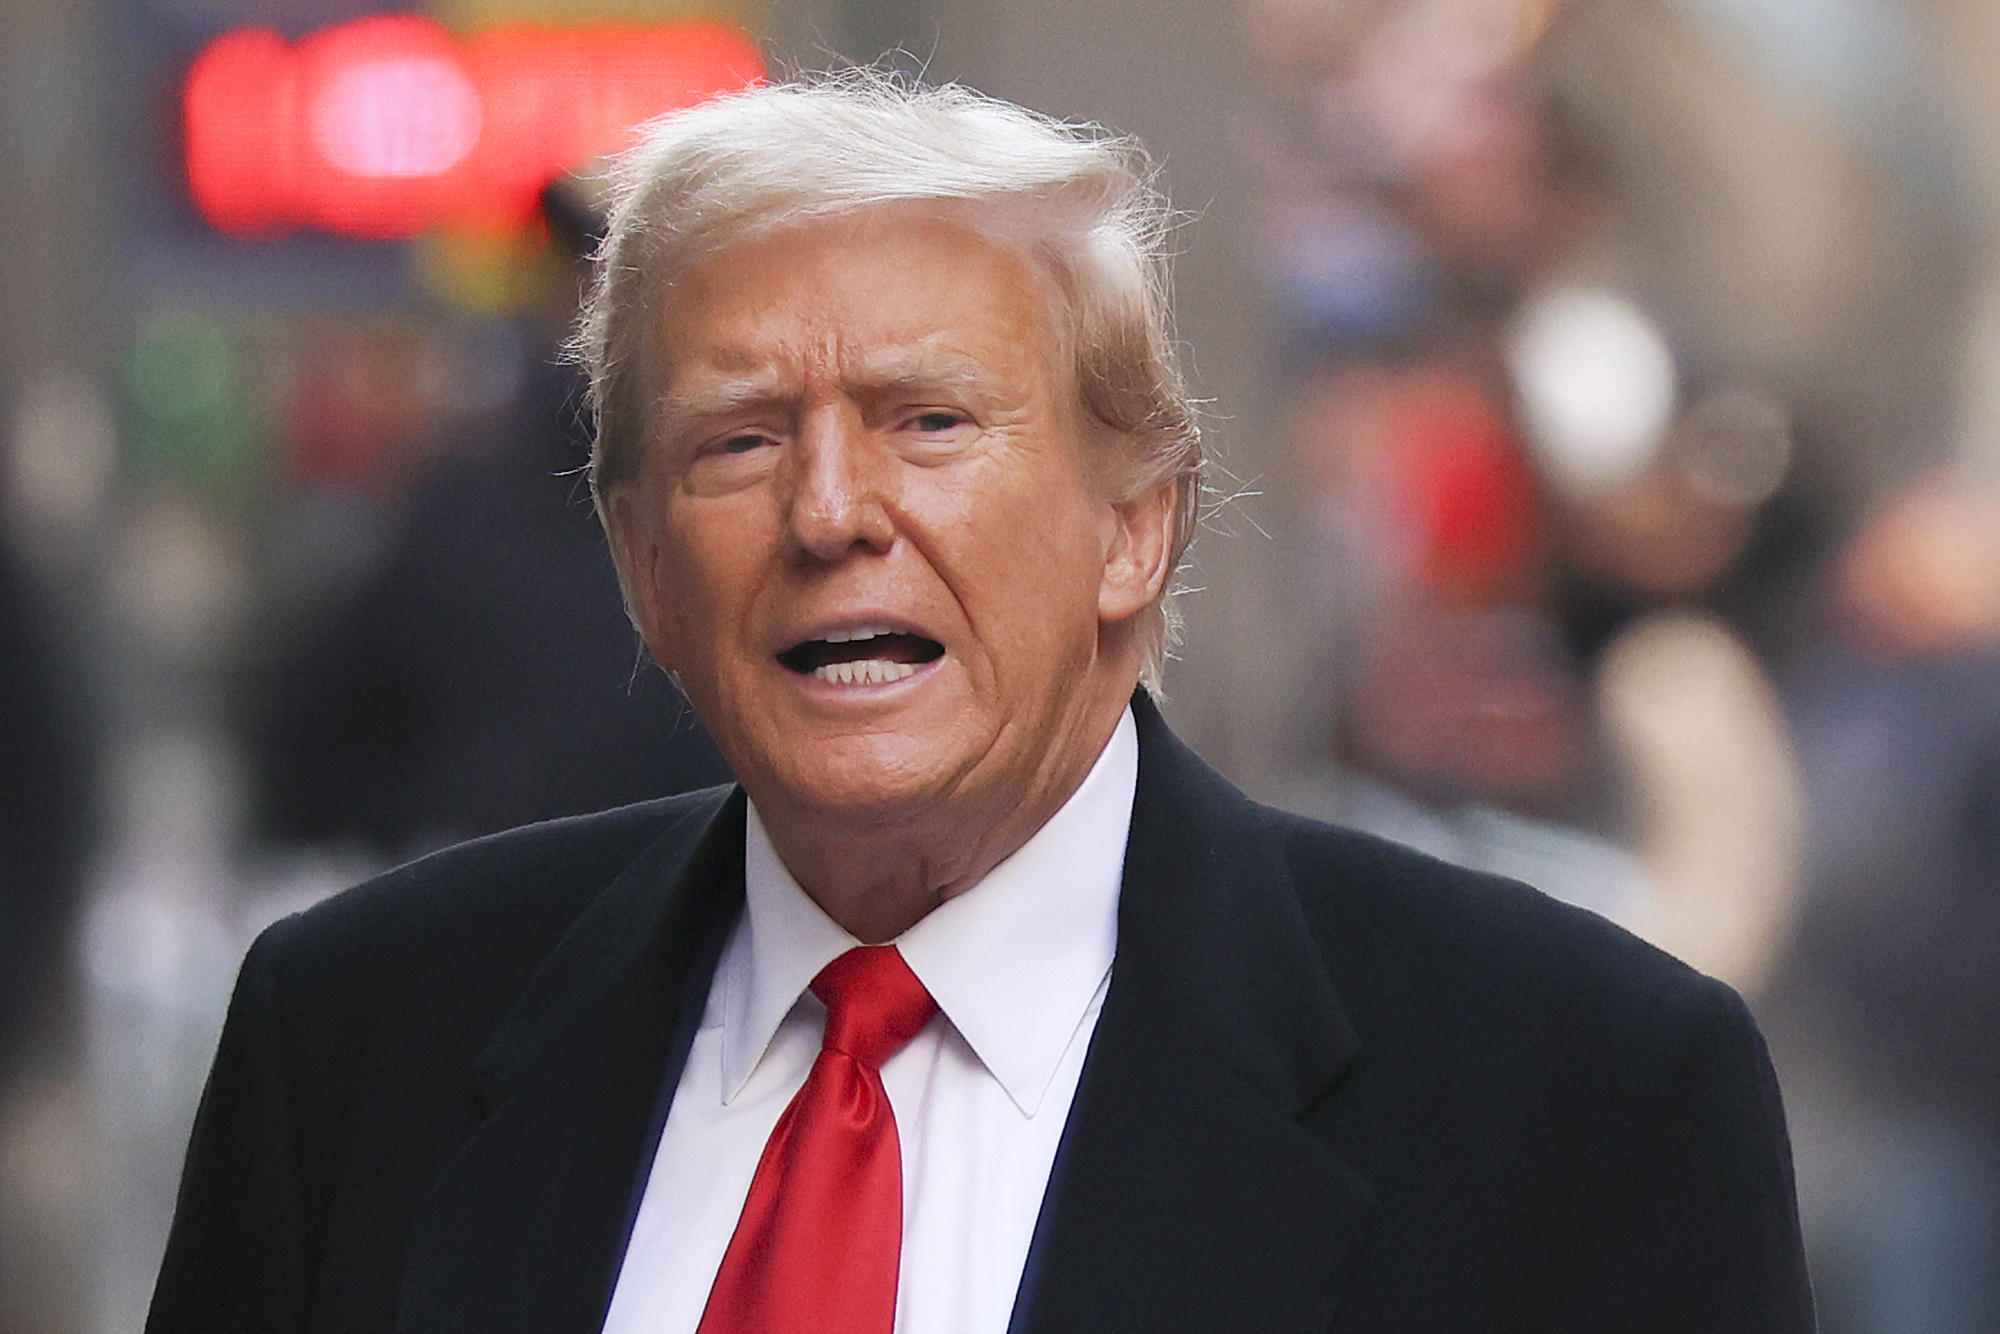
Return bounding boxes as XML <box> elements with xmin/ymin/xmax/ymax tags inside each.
<box><xmin>1098</xmin><ymin>478</ymin><xmax>1177</xmax><ymax>625</ymax></box>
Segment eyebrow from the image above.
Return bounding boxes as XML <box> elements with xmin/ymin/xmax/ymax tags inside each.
<box><xmin>849</xmin><ymin>349</ymin><xmax>1001</xmax><ymax>400</ymax></box>
<box><xmin>654</xmin><ymin>378</ymin><xmax>785</xmax><ymax>441</ymax></box>
<box><xmin>655</xmin><ymin>348</ymin><xmax>1011</xmax><ymax>440</ymax></box>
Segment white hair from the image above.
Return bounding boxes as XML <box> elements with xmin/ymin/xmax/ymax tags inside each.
<box><xmin>579</xmin><ymin>72</ymin><xmax>1203</xmax><ymax>688</ymax></box>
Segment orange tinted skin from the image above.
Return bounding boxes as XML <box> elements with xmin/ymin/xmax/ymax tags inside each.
<box><xmin>608</xmin><ymin>205</ymin><xmax>1175</xmax><ymax>942</ymax></box>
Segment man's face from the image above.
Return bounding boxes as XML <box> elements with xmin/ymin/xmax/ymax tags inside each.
<box><xmin>608</xmin><ymin>206</ymin><xmax>1171</xmax><ymax>841</ymax></box>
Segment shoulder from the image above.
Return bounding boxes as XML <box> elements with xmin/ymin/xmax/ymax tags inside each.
<box><xmin>1256</xmin><ymin>799</ymin><xmax>1748</xmax><ymax>1060</ymax></box>
<box><xmin>1133</xmin><ymin>697</ymin><xmax>1728</xmax><ymax>1049</ymax></box>
<box><xmin>1224</xmin><ymin>812</ymin><xmax>1808</xmax><ymax>1327</ymax></box>
<box><xmin>1135</xmin><ymin>705</ymin><xmax>1807</xmax><ymax>1323</ymax></box>
<box><xmin>248</xmin><ymin>786</ymin><xmax>733</xmax><ymax>1027</ymax></box>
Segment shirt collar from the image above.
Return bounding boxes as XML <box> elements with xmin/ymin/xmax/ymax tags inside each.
<box><xmin>720</xmin><ymin>708</ymin><xmax>1136</xmax><ymax>1117</ymax></box>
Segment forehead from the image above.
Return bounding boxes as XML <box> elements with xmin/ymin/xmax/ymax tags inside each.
<box><xmin>651</xmin><ymin>205</ymin><xmax>1074</xmax><ymax>397</ymax></box>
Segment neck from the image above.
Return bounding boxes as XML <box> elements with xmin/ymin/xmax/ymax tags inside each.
<box><xmin>755</xmin><ymin>693</ymin><xmax>1131</xmax><ymax>943</ymax></box>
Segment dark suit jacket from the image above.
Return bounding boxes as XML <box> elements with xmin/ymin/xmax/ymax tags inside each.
<box><xmin>148</xmin><ymin>698</ymin><xmax>1813</xmax><ymax>1333</ymax></box>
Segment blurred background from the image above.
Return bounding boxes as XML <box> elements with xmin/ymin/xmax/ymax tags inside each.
<box><xmin>2</xmin><ymin>0</ymin><xmax>1998</xmax><ymax>1328</ymax></box>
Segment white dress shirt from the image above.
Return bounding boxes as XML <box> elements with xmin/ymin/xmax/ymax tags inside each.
<box><xmin>602</xmin><ymin>709</ymin><xmax>1136</xmax><ymax>1334</ymax></box>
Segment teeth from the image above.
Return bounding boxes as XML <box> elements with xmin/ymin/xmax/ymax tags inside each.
<box><xmin>813</xmin><ymin>659</ymin><xmax>918</xmax><ymax>686</ymax></box>
<box><xmin>821</xmin><ymin>625</ymin><xmax>895</xmax><ymax>645</ymax></box>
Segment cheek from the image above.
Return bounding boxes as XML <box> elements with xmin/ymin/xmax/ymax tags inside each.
<box><xmin>931</xmin><ymin>479</ymin><xmax>1066</xmax><ymax>593</ymax></box>
<box><xmin>657</xmin><ymin>501</ymin><xmax>772</xmax><ymax>656</ymax></box>
<box><xmin>968</xmin><ymin>491</ymin><xmax>1113</xmax><ymax>644</ymax></box>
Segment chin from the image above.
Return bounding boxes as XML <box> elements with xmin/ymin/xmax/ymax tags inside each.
<box><xmin>748</xmin><ymin>729</ymin><xmax>963</xmax><ymax>823</ymax></box>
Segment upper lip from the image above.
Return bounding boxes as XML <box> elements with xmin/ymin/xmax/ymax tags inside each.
<box><xmin>777</xmin><ymin>615</ymin><xmax>940</xmax><ymax>655</ymax></box>
<box><xmin>817</xmin><ymin>624</ymin><xmax>901</xmax><ymax>645</ymax></box>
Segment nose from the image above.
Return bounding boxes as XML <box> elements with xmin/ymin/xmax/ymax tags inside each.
<box><xmin>783</xmin><ymin>403</ymin><xmax>896</xmax><ymax>563</ymax></box>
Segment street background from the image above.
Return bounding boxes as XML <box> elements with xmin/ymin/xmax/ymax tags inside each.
<box><xmin>5</xmin><ymin>0</ymin><xmax>2000</xmax><ymax>1328</ymax></box>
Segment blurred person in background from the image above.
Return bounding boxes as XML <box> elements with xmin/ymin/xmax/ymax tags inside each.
<box><xmin>1242</xmin><ymin>0</ymin><xmax>1811</xmax><ymax>995</ymax></box>
<box><xmin>244</xmin><ymin>181</ymin><xmax>731</xmax><ymax>864</ymax></box>
<box><xmin>1276</xmin><ymin>351</ymin><xmax>1661</xmax><ymax>932</ymax></box>
<box><xmin>148</xmin><ymin>76</ymin><xmax>1809</xmax><ymax>1334</ymax></box>
<box><xmin>1772</xmin><ymin>474</ymin><xmax>2000</xmax><ymax>1334</ymax></box>
<box><xmin>0</xmin><ymin>501</ymin><xmax>95</xmax><ymax>1318</ymax></box>
<box><xmin>0</xmin><ymin>521</ymin><xmax>92</xmax><ymax>1091</ymax></box>
<box><xmin>1240</xmin><ymin>5</ymin><xmax>2000</xmax><ymax>1334</ymax></box>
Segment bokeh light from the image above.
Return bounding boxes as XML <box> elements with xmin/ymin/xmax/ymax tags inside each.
<box><xmin>183</xmin><ymin>16</ymin><xmax>764</xmax><ymax>239</ymax></box>
<box><xmin>1508</xmin><ymin>285</ymin><xmax>1679</xmax><ymax>497</ymax></box>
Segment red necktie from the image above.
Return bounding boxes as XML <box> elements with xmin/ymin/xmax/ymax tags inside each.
<box><xmin>696</xmin><ymin>945</ymin><xmax>939</xmax><ymax>1334</ymax></box>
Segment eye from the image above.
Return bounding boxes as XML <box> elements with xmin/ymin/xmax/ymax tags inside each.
<box><xmin>679</xmin><ymin>424</ymin><xmax>782</xmax><ymax>496</ymax></box>
<box><xmin>907</xmin><ymin>410</ymin><xmax>969</xmax><ymax>433</ymax></box>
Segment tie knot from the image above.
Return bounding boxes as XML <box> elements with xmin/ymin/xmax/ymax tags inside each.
<box><xmin>810</xmin><ymin>946</ymin><xmax>937</xmax><ymax>1069</ymax></box>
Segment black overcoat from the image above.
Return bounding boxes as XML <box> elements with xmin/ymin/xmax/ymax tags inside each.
<box><xmin>148</xmin><ymin>697</ymin><xmax>1814</xmax><ymax>1333</ymax></box>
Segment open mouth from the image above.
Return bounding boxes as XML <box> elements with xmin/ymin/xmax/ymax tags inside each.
<box><xmin>777</xmin><ymin>625</ymin><xmax>945</xmax><ymax>686</ymax></box>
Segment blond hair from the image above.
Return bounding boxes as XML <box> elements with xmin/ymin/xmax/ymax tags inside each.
<box><xmin>579</xmin><ymin>73</ymin><xmax>1203</xmax><ymax>687</ymax></box>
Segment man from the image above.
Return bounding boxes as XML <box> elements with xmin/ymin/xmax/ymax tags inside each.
<box><xmin>149</xmin><ymin>77</ymin><xmax>1813</xmax><ymax>1334</ymax></box>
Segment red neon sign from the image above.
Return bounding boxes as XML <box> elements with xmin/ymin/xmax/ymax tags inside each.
<box><xmin>184</xmin><ymin>16</ymin><xmax>764</xmax><ymax>239</ymax></box>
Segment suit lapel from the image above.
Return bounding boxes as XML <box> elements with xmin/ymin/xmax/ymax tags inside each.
<box><xmin>1013</xmin><ymin>699</ymin><xmax>1377</xmax><ymax>1334</ymax></box>
<box><xmin>396</xmin><ymin>789</ymin><xmax>747</xmax><ymax>1334</ymax></box>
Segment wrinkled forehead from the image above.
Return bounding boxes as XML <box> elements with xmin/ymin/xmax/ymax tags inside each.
<box><xmin>647</xmin><ymin>200</ymin><xmax>1085</xmax><ymax>405</ymax></box>
<box><xmin>676</xmin><ymin>198</ymin><xmax>1076</xmax><ymax>323</ymax></box>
